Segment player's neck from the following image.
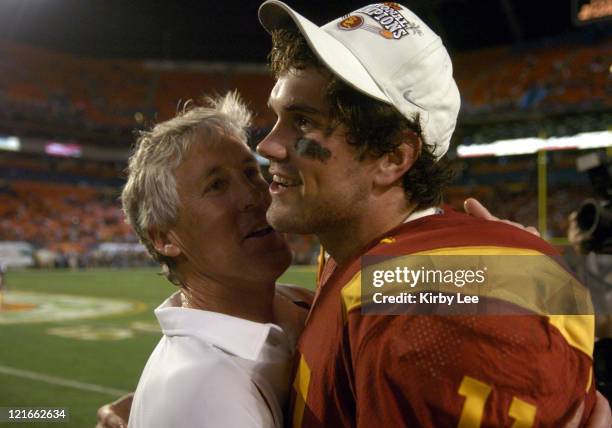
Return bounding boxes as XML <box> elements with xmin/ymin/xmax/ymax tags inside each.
<box><xmin>319</xmin><ymin>196</ymin><xmax>416</xmax><ymax>265</ymax></box>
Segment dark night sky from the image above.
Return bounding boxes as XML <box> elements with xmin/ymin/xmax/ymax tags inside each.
<box><xmin>0</xmin><ymin>0</ymin><xmax>609</xmax><ymax>62</ymax></box>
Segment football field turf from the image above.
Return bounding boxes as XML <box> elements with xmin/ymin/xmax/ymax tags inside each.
<box><xmin>0</xmin><ymin>266</ymin><xmax>316</xmax><ymax>427</ymax></box>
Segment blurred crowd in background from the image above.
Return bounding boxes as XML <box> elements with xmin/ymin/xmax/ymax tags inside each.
<box><xmin>0</xmin><ymin>32</ymin><xmax>609</xmax><ymax>145</ymax></box>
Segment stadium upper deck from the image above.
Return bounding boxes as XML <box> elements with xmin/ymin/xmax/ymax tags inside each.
<box><xmin>0</xmin><ymin>36</ymin><xmax>610</xmax><ymax>146</ymax></box>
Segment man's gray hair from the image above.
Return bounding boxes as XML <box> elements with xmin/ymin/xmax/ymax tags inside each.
<box><xmin>121</xmin><ymin>91</ymin><xmax>252</xmax><ymax>284</ymax></box>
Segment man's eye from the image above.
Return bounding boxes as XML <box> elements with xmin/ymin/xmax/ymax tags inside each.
<box><xmin>295</xmin><ymin>116</ymin><xmax>313</xmax><ymax>132</ymax></box>
<box><xmin>205</xmin><ymin>179</ymin><xmax>227</xmax><ymax>193</ymax></box>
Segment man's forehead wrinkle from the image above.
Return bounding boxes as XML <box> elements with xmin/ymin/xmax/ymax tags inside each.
<box><xmin>268</xmin><ymin>73</ymin><xmax>331</xmax><ymax>118</ymax></box>
<box><xmin>195</xmin><ymin>153</ymin><xmax>254</xmax><ymax>180</ymax></box>
<box><xmin>197</xmin><ymin>165</ymin><xmax>222</xmax><ymax>182</ymax></box>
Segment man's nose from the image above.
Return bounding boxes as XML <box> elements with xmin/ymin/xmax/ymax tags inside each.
<box><xmin>238</xmin><ymin>176</ymin><xmax>268</xmax><ymax>212</ymax></box>
<box><xmin>257</xmin><ymin>127</ymin><xmax>288</xmax><ymax>161</ymax></box>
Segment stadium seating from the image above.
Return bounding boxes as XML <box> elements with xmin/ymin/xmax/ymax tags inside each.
<box><xmin>454</xmin><ymin>40</ymin><xmax>611</xmax><ymax>115</ymax></box>
<box><xmin>1</xmin><ymin>37</ymin><xmax>609</xmax><ymax>141</ymax></box>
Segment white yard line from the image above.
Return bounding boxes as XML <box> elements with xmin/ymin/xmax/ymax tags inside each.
<box><xmin>0</xmin><ymin>365</ymin><xmax>129</xmax><ymax>397</ymax></box>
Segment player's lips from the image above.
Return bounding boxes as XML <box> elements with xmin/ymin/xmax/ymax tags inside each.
<box><xmin>272</xmin><ymin>174</ymin><xmax>301</xmax><ymax>186</ymax></box>
<box><xmin>269</xmin><ymin>170</ymin><xmax>302</xmax><ymax>194</ymax></box>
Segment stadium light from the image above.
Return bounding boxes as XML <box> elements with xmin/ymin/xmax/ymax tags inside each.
<box><xmin>457</xmin><ymin>130</ymin><xmax>612</xmax><ymax>158</ymax></box>
<box><xmin>44</xmin><ymin>142</ymin><xmax>82</xmax><ymax>158</ymax></box>
<box><xmin>0</xmin><ymin>136</ymin><xmax>20</xmax><ymax>152</ymax></box>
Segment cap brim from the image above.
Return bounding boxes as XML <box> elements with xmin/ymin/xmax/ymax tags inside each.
<box><xmin>258</xmin><ymin>0</ymin><xmax>390</xmax><ymax>104</ymax></box>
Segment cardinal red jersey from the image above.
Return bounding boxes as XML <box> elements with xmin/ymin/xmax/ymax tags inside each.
<box><xmin>289</xmin><ymin>208</ymin><xmax>595</xmax><ymax>427</ymax></box>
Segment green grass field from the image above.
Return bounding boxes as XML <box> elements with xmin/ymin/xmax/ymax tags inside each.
<box><xmin>0</xmin><ymin>266</ymin><xmax>316</xmax><ymax>427</ymax></box>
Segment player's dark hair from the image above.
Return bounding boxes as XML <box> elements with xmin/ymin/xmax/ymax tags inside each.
<box><xmin>269</xmin><ymin>29</ymin><xmax>453</xmax><ymax>209</ymax></box>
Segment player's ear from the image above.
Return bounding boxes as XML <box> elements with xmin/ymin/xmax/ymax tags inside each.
<box><xmin>148</xmin><ymin>228</ymin><xmax>181</xmax><ymax>258</ymax></box>
<box><xmin>372</xmin><ymin>130</ymin><xmax>421</xmax><ymax>187</ymax></box>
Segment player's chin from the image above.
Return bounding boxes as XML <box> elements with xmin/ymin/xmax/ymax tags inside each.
<box><xmin>266</xmin><ymin>203</ymin><xmax>301</xmax><ymax>233</ymax></box>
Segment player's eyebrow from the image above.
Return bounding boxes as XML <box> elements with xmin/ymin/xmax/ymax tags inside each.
<box><xmin>283</xmin><ymin>103</ymin><xmax>326</xmax><ymax>117</ymax></box>
<box><xmin>267</xmin><ymin>96</ymin><xmax>326</xmax><ymax>118</ymax></box>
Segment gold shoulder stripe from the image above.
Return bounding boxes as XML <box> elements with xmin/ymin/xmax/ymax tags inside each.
<box><xmin>586</xmin><ymin>367</ymin><xmax>593</xmax><ymax>392</ymax></box>
<box><xmin>548</xmin><ymin>315</ymin><xmax>594</xmax><ymax>360</ymax></box>
<box><xmin>413</xmin><ymin>246</ymin><xmax>544</xmax><ymax>256</ymax></box>
<box><xmin>292</xmin><ymin>355</ymin><xmax>312</xmax><ymax>428</ymax></box>
<box><xmin>341</xmin><ymin>272</ymin><xmax>362</xmax><ymax>321</ymax></box>
<box><xmin>316</xmin><ymin>246</ymin><xmax>325</xmax><ymax>285</ymax></box>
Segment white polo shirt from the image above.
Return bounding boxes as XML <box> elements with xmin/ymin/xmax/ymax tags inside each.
<box><xmin>129</xmin><ymin>292</ymin><xmax>293</xmax><ymax>428</ymax></box>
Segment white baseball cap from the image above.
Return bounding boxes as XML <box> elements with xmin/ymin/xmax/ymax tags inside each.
<box><xmin>258</xmin><ymin>1</ymin><xmax>461</xmax><ymax>159</ymax></box>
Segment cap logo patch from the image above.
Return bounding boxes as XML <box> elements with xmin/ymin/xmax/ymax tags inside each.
<box><xmin>338</xmin><ymin>15</ymin><xmax>364</xmax><ymax>30</ymax></box>
<box><xmin>351</xmin><ymin>3</ymin><xmax>423</xmax><ymax>39</ymax></box>
<box><xmin>382</xmin><ymin>2</ymin><xmax>402</xmax><ymax>10</ymax></box>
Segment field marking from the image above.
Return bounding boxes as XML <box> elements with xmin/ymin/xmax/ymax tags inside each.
<box><xmin>0</xmin><ymin>364</ymin><xmax>130</xmax><ymax>397</ymax></box>
<box><xmin>0</xmin><ymin>290</ymin><xmax>147</xmax><ymax>324</ymax></box>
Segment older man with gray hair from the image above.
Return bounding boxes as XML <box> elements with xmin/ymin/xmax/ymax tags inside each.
<box><xmin>120</xmin><ymin>92</ymin><xmax>305</xmax><ymax>428</ymax></box>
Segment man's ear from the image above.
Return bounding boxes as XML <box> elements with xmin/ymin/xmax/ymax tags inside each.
<box><xmin>148</xmin><ymin>228</ymin><xmax>181</xmax><ymax>258</ymax></box>
<box><xmin>372</xmin><ymin>131</ymin><xmax>421</xmax><ymax>187</ymax></box>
